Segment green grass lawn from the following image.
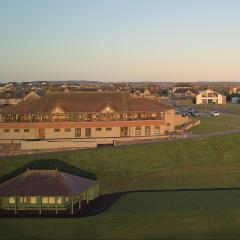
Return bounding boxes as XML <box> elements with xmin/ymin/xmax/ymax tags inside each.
<box><xmin>191</xmin><ymin>114</ymin><xmax>240</xmax><ymax>134</ymax></box>
<box><xmin>2</xmin><ymin>191</ymin><xmax>240</xmax><ymax>239</ymax></box>
<box><xmin>2</xmin><ymin>134</ymin><xmax>240</xmax><ymax>239</ymax></box>
<box><xmin>196</xmin><ymin>103</ymin><xmax>240</xmax><ymax>114</ymax></box>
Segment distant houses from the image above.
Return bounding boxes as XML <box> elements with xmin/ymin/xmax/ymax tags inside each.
<box><xmin>196</xmin><ymin>89</ymin><xmax>226</xmax><ymax>105</ymax></box>
<box><xmin>171</xmin><ymin>83</ymin><xmax>198</xmax><ymax>99</ymax></box>
<box><xmin>0</xmin><ymin>90</ymin><xmax>46</xmax><ymax>106</ymax></box>
<box><xmin>229</xmin><ymin>87</ymin><xmax>240</xmax><ymax>94</ymax></box>
<box><xmin>0</xmin><ymin>169</ymin><xmax>99</xmax><ymax>215</ymax></box>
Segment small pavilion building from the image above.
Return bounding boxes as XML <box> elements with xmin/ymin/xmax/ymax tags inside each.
<box><xmin>0</xmin><ymin>169</ymin><xmax>99</xmax><ymax>215</ymax></box>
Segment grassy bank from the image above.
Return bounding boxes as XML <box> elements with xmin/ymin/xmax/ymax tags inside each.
<box><xmin>191</xmin><ymin>114</ymin><xmax>240</xmax><ymax>134</ymax></box>
<box><xmin>1</xmin><ymin>134</ymin><xmax>240</xmax><ymax>183</ymax></box>
<box><xmin>1</xmin><ymin>134</ymin><xmax>240</xmax><ymax>239</ymax></box>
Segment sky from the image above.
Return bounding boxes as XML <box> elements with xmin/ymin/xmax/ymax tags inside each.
<box><xmin>0</xmin><ymin>0</ymin><xmax>240</xmax><ymax>82</ymax></box>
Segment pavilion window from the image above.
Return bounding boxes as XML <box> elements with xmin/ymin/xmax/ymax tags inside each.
<box><xmin>49</xmin><ymin>197</ymin><xmax>55</xmax><ymax>204</ymax></box>
<box><xmin>20</xmin><ymin>197</ymin><xmax>27</xmax><ymax>203</ymax></box>
<box><xmin>30</xmin><ymin>197</ymin><xmax>37</xmax><ymax>204</ymax></box>
<box><xmin>57</xmin><ymin>197</ymin><xmax>62</xmax><ymax>204</ymax></box>
<box><xmin>4</xmin><ymin>129</ymin><xmax>10</xmax><ymax>133</ymax></box>
<box><xmin>42</xmin><ymin>197</ymin><xmax>48</xmax><ymax>204</ymax></box>
<box><xmin>54</xmin><ymin>128</ymin><xmax>61</xmax><ymax>132</ymax></box>
<box><xmin>106</xmin><ymin>127</ymin><xmax>112</xmax><ymax>131</ymax></box>
<box><xmin>14</xmin><ymin>129</ymin><xmax>20</xmax><ymax>133</ymax></box>
<box><xmin>96</xmin><ymin>128</ymin><xmax>102</xmax><ymax>131</ymax></box>
<box><xmin>9</xmin><ymin>197</ymin><xmax>16</xmax><ymax>204</ymax></box>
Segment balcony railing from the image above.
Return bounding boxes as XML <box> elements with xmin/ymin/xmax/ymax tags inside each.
<box><xmin>0</xmin><ymin>112</ymin><xmax>165</xmax><ymax>123</ymax></box>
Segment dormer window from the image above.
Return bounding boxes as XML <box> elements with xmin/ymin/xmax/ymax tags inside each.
<box><xmin>101</xmin><ymin>104</ymin><xmax>114</xmax><ymax>114</ymax></box>
<box><xmin>51</xmin><ymin>105</ymin><xmax>65</xmax><ymax>114</ymax></box>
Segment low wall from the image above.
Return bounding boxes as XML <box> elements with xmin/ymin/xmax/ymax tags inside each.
<box><xmin>21</xmin><ymin>140</ymin><xmax>97</xmax><ymax>150</ymax></box>
<box><xmin>175</xmin><ymin>115</ymin><xmax>190</xmax><ymax>126</ymax></box>
<box><xmin>183</xmin><ymin>119</ymin><xmax>201</xmax><ymax>131</ymax></box>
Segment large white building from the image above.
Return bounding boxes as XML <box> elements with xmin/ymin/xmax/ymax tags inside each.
<box><xmin>196</xmin><ymin>89</ymin><xmax>226</xmax><ymax>105</ymax></box>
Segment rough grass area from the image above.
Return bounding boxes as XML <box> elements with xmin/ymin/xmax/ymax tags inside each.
<box><xmin>2</xmin><ymin>134</ymin><xmax>240</xmax><ymax>239</ymax></box>
<box><xmin>191</xmin><ymin>114</ymin><xmax>240</xmax><ymax>134</ymax></box>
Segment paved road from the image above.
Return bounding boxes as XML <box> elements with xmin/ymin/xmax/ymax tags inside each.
<box><xmin>200</xmin><ymin>108</ymin><xmax>240</xmax><ymax>116</ymax></box>
<box><xmin>117</xmin><ymin>129</ymin><xmax>240</xmax><ymax>147</ymax></box>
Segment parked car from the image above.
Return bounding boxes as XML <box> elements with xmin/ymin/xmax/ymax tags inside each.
<box><xmin>211</xmin><ymin>111</ymin><xmax>220</xmax><ymax>117</ymax></box>
<box><xmin>192</xmin><ymin>112</ymin><xmax>200</xmax><ymax>117</ymax></box>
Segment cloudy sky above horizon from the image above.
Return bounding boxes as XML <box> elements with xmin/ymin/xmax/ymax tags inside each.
<box><xmin>1</xmin><ymin>0</ymin><xmax>240</xmax><ymax>82</ymax></box>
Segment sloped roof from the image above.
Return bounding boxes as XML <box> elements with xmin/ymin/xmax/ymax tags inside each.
<box><xmin>0</xmin><ymin>92</ymin><xmax>173</xmax><ymax>114</ymax></box>
<box><xmin>0</xmin><ymin>90</ymin><xmax>32</xmax><ymax>100</ymax></box>
<box><xmin>174</xmin><ymin>88</ymin><xmax>198</xmax><ymax>94</ymax></box>
<box><xmin>0</xmin><ymin>170</ymin><xmax>97</xmax><ymax>197</ymax></box>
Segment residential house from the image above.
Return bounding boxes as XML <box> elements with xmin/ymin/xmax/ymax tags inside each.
<box><xmin>196</xmin><ymin>89</ymin><xmax>226</xmax><ymax>105</ymax></box>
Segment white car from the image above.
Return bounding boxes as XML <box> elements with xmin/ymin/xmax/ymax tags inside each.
<box><xmin>211</xmin><ymin>111</ymin><xmax>220</xmax><ymax>117</ymax></box>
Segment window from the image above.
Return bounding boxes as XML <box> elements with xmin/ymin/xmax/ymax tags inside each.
<box><xmin>120</xmin><ymin>126</ymin><xmax>129</xmax><ymax>137</ymax></box>
<box><xmin>167</xmin><ymin>123</ymin><xmax>171</xmax><ymax>126</ymax></box>
<box><xmin>9</xmin><ymin>197</ymin><xmax>15</xmax><ymax>204</ymax></box>
<box><xmin>24</xmin><ymin>129</ymin><xmax>30</xmax><ymax>132</ymax></box>
<box><xmin>4</xmin><ymin>129</ymin><xmax>10</xmax><ymax>133</ymax></box>
<box><xmin>154</xmin><ymin>126</ymin><xmax>160</xmax><ymax>134</ymax></box>
<box><xmin>85</xmin><ymin>128</ymin><xmax>91</xmax><ymax>137</ymax></box>
<box><xmin>20</xmin><ymin>197</ymin><xmax>27</xmax><ymax>203</ymax></box>
<box><xmin>64</xmin><ymin>128</ymin><xmax>71</xmax><ymax>132</ymax></box>
<box><xmin>96</xmin><ymin>128</ymin><xmax>102</xmax><ymax>131</ymax></box>
<box><xmin>42</xmin><ymin>197</ymin><xmax>48</xmax><ymax>204</ymax></box>
<box><xmin>14</xmin><ymin>129</ymin><xmax>20</xmax><ymax>132</ymax></box>
<box><xmin>75</xmin><ymin>128</ymin><xmax>81</xmax><ymax>138</ymax></box>
<box><xmin>65</xmin><ymin>197</ymin><xmax>69</xmax><ymax>202</ymax></box>
<box><xmin>49</xmin><ymin>197</ymin><xmax>55</xmax><ymax>204</ymax></box>
<box><xmin>57</xmin><ymin>197</ymin><xmax>62</xmax><ymax>204</ymax></box>
<box><xmin>30</xmin><ymin>197</ymin><xmax>37</xmax><ymax>204</ymax></box>
<box><xmin>54</xmin><ymin>128</ymin><xmax>60</xmax><ymax>132</ymax></box>
<box><xmin>145</xmin><ymin>126</ymin><xmax>151</xmax><ymax>136</ymax></box>
<box><xmin>135</xmin><ymin>126</ymin><xmax>141</xmax><ymax>136</ymax></box>
<box><xmin>106</xmin><ymin>127</ymin><xmax>112</xmax><ymax>131</ymax></box>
